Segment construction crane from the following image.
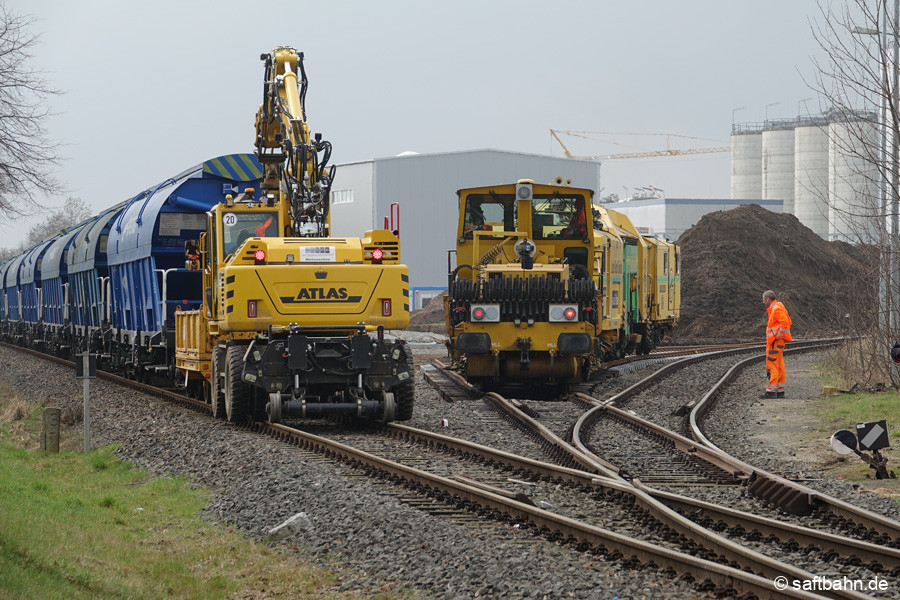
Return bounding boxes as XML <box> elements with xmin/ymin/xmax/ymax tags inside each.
<box><xmin>550</xmin><ymin>130</ymin><xmax>730</xmax><ymax>160</ymax></box>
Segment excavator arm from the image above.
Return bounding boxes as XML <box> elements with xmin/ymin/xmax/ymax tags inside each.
<box><xmin>255</xmin><ymin>47</ymin><xmax>335</xmax><ymax>237</ymax></box>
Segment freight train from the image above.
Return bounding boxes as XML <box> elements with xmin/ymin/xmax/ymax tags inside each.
<box><xmin>0</xmin><ymin>47</ymin><xmax>413</xmax><ymax>424</ymax></box>
<box><xmin>444</xmin><ymin>179</ymin><xmax>680</xmax><ymax>393</ymax></box>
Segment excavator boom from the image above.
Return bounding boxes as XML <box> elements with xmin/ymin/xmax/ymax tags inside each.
<box><xmin>255</xmin><ymin>47</ymin><xmax>334</xmax><ymax>237</ymax></box>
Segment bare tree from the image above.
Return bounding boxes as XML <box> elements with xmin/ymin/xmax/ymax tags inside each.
<box><xmin>0</xmin><ymin>1</ymin><xmax>62</xmax><ymax>218</ymax></box>
<box><xmin>24</xmin><ymin>196</ymin><xmax>90</xmax><ymax>245</ymax></box>
<box><xmin>0</xmin><ymin>241</ymin><xmax>22</xmax><ymax>262</ymax></box>
<box><xmin>0</xmin><ymin>196</ymin><xmax>89</xmax><ymax>261</ymax></box>
<box><xmin>810</xmin><ymin>0</ymin><xmax>900</xmax><ymax>385</ymax></box>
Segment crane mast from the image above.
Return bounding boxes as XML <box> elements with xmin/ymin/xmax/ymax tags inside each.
<box><xmin>255</xmin><ymin>47</ymin><xmax>335</xmax><ymax>237</ymax></box>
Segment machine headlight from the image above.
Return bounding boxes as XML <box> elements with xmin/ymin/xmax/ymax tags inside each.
<box><xmin>514</xmin><ymin>238</ymin><xmax>536</xmax><ymax>259</ymax></box>
<box><xmin>470</xmin><ymin>304</ymin><xmax>500</xmax><ymax>322</ymax></box>
<box><xmin>549</xmin><ymin>304</ymin><xmax>578</xmax><ymax>322</ymax></box>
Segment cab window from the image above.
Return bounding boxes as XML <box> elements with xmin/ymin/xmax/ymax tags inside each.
<box><xmin>222</xmin><ymin>211</ymin><xmax>278</xmax><ymax>255</ymax></box>
<box><xmin>463</xmin><ymin>193</ymin><xmax>516</xmax><ymax>238</ymax></box>
<box><xmin>532</xmin><ymin>194</ymin><xmax>588</xmax><ymax>240</ymax></box>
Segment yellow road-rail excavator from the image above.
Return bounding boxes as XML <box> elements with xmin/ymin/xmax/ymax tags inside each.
<box><xmin>175</xmin><ymin>47</ymin><xmax>413</xmax><ymax>423</ymax></box>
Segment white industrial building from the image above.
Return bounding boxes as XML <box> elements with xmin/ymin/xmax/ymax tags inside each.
<box><xmin>731</xmin><ymin>113</ymin><xmax>879</xmax><ymax>242</ymax></box>
<box><xmin>328</xmin><ymin>149</ymin><xmax>602</xmax><ymax>309</ymax></box>
<box><xmin>597</xmin><ymin>197</ymin><xmax>782</xmax><ymax>241</ymax></box>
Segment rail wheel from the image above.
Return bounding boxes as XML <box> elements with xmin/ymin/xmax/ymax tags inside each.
<box><xmin>210</xmin><ymin>346</ymin><xmax>227</xmax><ymax>419</ymax></box>
<box><xmin>268</xmin><ymin>391</ymin><xmax>282</xmax><ymax>424</ymax></box>
<box><xmin>224</xmin><ymin>345</ymin><xmax>250</xmax><ymax>423</ymax></box>
<box><xmin>381</xmin><ymin>390</ymin><xmax>396</xmax><ymax>424</ymax></box>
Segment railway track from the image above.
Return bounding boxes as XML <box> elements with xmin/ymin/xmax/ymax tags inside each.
<box><xmin>6</xmin><ymin>339</ymin><xmax>900</xmax><ymax>598</ymax></box>
<box><xmin>425</xmin><ymin>340</ymin><xmax>900</xmax><ymax>597</ymax></box>
<box><xmin>256</xmin><ymin>417</ymin><xmax>883</xmax><ymax>599</ymax></box>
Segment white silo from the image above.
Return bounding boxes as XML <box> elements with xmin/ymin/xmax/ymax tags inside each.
<box><xmin>828</xmin><ymin>117</ymin><xmax>878</xmax><ymax>242</ymax></box>
<box><xmin>793</xmin><ymin>121</ymin><xmax>830</xmax><ymax>237</ymax></box>
<box><xmin>731</xmin><ymin>129</ymin><xmax>762</xmax><ymax>199</ymax></box>
<box><xmin>762</xmin><ymin>125</ymin><xmax>796</xmax><ymax>213</ymax></box>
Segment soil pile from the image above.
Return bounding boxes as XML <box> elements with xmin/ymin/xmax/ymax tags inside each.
<box><xmin>409</xmin><ymin>203</ymin><xmax>874</xmax><ymax>342</ymax></box>
<box><xmin>675</xmin><ymin>203</ymin><xmax>873</xmax><ymax>342</ymax></box>
<box><xmin>409</xmin><ymin>291</ymin><xmax>448</xmax><ymax>334</ymax></box>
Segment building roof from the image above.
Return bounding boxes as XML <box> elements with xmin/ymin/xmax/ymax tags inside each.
<box><xmin>601</xmin><ymin>197</ymin><xmax>782</xmax><ymax>207</ymax></box>
<box><xmin>337</xmin><ymin>148</ymin><xmax>599</xmax><ymax>167</ymax></box>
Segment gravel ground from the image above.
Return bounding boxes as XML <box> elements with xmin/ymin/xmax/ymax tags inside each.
<box><xmin>5</xmin><ymin>340</ymin><xmax>899</xmax><ymax>598</ymax></box>
<box><xmin>703</xmin><ymin>349</ymin><xmax>900</xmax><ymax>522</ymax></box>
<box><xmin>0</xmin><ymin>345</ymin><xmax>711</xmax><ymax>600</ymax></box>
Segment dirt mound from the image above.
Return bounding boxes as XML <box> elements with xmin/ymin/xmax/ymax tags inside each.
<box><xmin>675</xmin><ymin>203</ymin><xmax>874</xmax><ymax>342</ymax></box>
<box><xmin>408</xmin><ymin>291</ymin><xmax>448</xmax><ymax>334</ymax></box>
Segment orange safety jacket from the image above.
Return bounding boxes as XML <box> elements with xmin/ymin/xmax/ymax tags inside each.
<box><xmin>766</xmin><ymin>300</ymin><xmax>792</xmax><ymax>346</ymax></box>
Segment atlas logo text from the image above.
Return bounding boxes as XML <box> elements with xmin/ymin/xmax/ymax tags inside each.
<box><xmin>281</xmin><ymin>287</ymin><xmax>362</xmax><ymax>304</ymax></box>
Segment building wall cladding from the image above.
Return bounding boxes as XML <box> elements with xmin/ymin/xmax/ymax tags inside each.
<box><xmin>329</xmin><ymin>149</ymin><xmax>601</xmax><ymax>289</ymax></box>
<box><xmin>329</xmin><ymin>161</ymin><xmax>375</xmax><ymax>237</ymax></box>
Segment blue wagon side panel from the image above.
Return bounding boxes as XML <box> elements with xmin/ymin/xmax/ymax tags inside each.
<box><xmin>41</xmin><ymin>228</ymin><xmax>81</xmax><ymax>280</ymax></box>
<box><xmin>21</xmin><ymin>239</ymin><xmax>57</xmax><ymax>323</ymax></box>
<box><xmin>107</xmin><ymin>154</ymin><xmax>262</xmax><ymax>334</ymax></box>
<box><xmin>109</xmin><ymin>257</ymin><xmax>160</xmax><ymax>332</ymax></box>
<box><xmin>20</xmin><ymin>239</ymin><xmax>56</xmax><ymax>285</ymax></box>
<box><xmin>70</xmin><ymin>204</ymin><xmax>127</xmax><ymax>274</ymax></box>
<box><xmin>69</xmin><ymin>270</ymin><xmax>104</xmax><ymax>328</ymax></box>
<box><xmin>4</xmin><ymin>255</ymin><xmax>26</xmax><ymax>321</ymax></box>
<box><xmin>41</xmin><ymin>227</ymin><xmax>85</xmax><ymax>326</ymax></box>
<box><xmin>68</xmin><ymin>207</ymin><xmax>126</xmax><ymax>329</ymax></box>
<box><xmin>0</xmin><ymin>261</ymin><xmax>9</xmax><ymax>320</ymax></box>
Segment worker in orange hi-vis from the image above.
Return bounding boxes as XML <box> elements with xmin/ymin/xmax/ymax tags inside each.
<box><xmin>760</xmin><ymin>290</ymin><xmax>792</xmax><ymax>399</ymax></box>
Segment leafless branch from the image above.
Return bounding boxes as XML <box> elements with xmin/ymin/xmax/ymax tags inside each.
<box><xmin>0</xmin><ymin>1</ymin><xmax>63</xmax><ymax>219</ymax></box>
<box><xmin>810</xmin><ymin>0</ymin><xmax>900</xmax><ymax>385</ymax></box>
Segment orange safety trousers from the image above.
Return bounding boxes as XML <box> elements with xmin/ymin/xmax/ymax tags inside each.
<box><xmin>767</xmin><ymin>341</ymin><xmax>785</xmax><ymax>393</ymax></box>
<box><xmin>765</xmin><ymin>300</ymin><xmax>791</xmax><ymax>394</ymax></box>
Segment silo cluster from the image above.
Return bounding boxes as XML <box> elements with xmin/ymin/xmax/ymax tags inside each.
<box><xmin>731</xmin><ymin>113</ymin><xmax>879</xmax><ymax>242</ymax></box>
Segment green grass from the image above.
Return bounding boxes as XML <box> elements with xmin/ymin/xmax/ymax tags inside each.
<box><xmin>817</xmin><ymin>389</ymin><xmax>900</xmax><ymax>440</ymax></box>
<box><xmin>815</xmin><ymin>359</ymin><xmax>900</xmax><ymax>483</ymax></box>
<box><xmin>0</xmin><ymin>383</ymin><xmax>416</xmax><ymax>600</ymax></box>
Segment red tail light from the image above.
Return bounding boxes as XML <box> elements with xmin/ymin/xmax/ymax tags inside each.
<box><xmin>564</xmin><ymin>307</ymin><xmax>577</xmax><ymax>320</ymax></box>
<box><xmin>254</xmin><ymin>249</ymin><xmax>267</xmax><ymax>264</ymax></box>
<box><xmin>371</xmin><ymin>247</ymin><xmax>384</xmax><ymax>264</ymax></box>
<box><xmin>247</xmin><ymin>300</ymin><xmax>258</xmax><ymax>318</ymax></box>
<box><xmin>382</xmin><ymin>299</ymin><xmax>391</xmax><ymax>316</ymax></box>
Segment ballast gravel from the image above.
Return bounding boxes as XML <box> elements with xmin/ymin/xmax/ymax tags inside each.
<box><xmin>702</xmin><ymin>349</ymin><xmax>900</xmax><ymax>522</ymax></box>
<box><xmin>0</xmin><ymin>345</ymin><xmax>708</xmax><ymax>600</ymax></box>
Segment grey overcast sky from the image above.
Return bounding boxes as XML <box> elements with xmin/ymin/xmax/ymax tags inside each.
<box><xmin>2</xmin><ymin>0</ymin><xmax>827</xmax><ymax>246</ymax></box>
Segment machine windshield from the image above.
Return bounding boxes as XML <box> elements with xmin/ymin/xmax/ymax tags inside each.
<box><xmin>462</xmin><ymin>193</ymin><xmax>517</xmax><ymax>238</ymax></box>
<box><xmin>222</xmin><ymin>211</ymin><xmax>278</xmax><ymax>255</ymax></box>
<box><xmin>532</xmin><ymin>194</ymin><xmax>588</xmax><ymax>240</ymax></box>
